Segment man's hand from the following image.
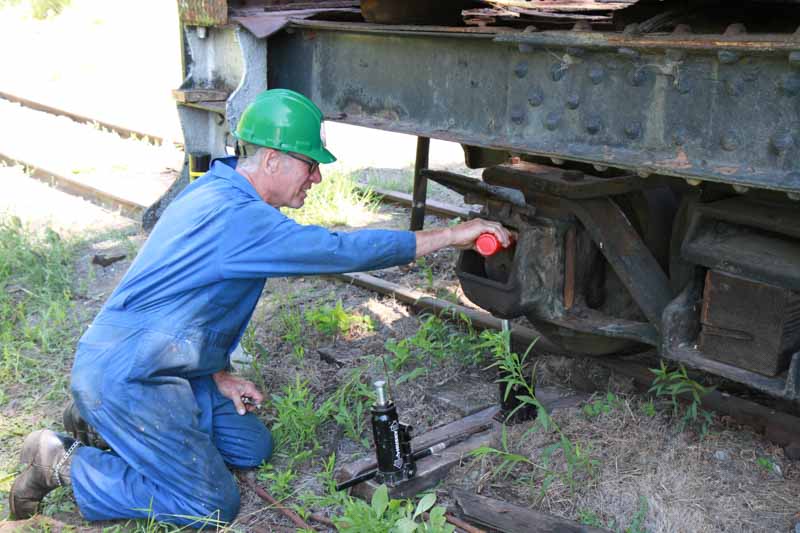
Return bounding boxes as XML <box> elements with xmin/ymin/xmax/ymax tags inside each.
<box><xmin>415</xmin><ymin>218</ymin><xmax>514</xmax><ymax>257</ymax></box>
<box><xmin>448</xmin><ymin>218</ymin><xmax>514</xmax><ymax>250</ymax></box>
<box><xmin>212</xmin><ymin>370</ymin><xmax>264</xmax><ymax>415</ymax></box>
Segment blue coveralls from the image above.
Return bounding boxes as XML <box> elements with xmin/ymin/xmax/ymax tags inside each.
<box><xmin>69</xmin><ymin>157</ymin><xmax>416</xmax><ymax>525</ymax></box>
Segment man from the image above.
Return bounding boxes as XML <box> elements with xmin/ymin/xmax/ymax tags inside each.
<box><xmin>9</xmin><ymin>89</ymin><xmax>511</xmax><ymax>526</ymax></box>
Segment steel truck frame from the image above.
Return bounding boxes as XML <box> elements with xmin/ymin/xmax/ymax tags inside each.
<box><xmin>170</xmin><ymin>0</ymin><xmax>800</xmax><ymax>407</ymax></box>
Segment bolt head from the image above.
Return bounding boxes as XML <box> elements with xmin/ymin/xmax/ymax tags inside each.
<box><xmin>528</xmin><ymin>87</ymin><xmax>544</xmax><ymax>107</ymax></box>
<box><xmin>629</xmin><ymin>67</ymin><xmax>647</xmax><ymax>87</ymax></box>
<box><xmin>593</xmin><ymin>164</ymin><xmax>608</xmax><ymax>172</ymax></box>
<box><xmin>771</xmin><ymin>132</ymin><xmax>794</xmax><ymax>153</ymax></box>
<box><xmin>566</xmin><ymin>93</ymin><xmax>580</xmax><ymax>110</ymax></box>
<box><xmin>514</xmin><ymin>61</ymin><xmax>528</xmax><ymax>79</ymax></box>
<box><xmin>544</xmin><ymin>112</ymin><xmax>562</xmax><ymax>131</ymax></box>
<box><xmin>585</xmin><ymin>115</ymin><xmax>603</xmax><ymax>135</ymax></box>
<box><xmin>625</xmin><ymin>122</ymin><xmax>642</xmax><ymax>140</ymax></box>
<box><xmin>589</xmin><ymin>64</ymin><xmax>605</xmax><ymax>85</ymax></box>
<box><xmin>721</xmin><ymin>132</ymin><xmax>738</xmax><ymax>151</ymax></box>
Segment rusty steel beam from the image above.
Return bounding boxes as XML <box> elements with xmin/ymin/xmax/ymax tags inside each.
<box><xmin>268</xmin><ymin>23</ymin><xmax>800</xmax><ymax>194</ymax></box>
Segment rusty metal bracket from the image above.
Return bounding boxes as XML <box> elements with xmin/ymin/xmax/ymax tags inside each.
<box><xmin>566</xmin><ymin>197</ymin><xmax>672</xmax><ymax>329</ymax></box>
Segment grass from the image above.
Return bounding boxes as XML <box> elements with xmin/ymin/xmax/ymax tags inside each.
<box><xmin>284</xmin><ymin>170</ymin><xmax>380</xmax><ymax>227</ymax></box>
<box><xmin>649</xmin><ymin>361</ymin><xmax>714</xmax><ymax>438</ymax></box>
<box><xmin>305</xmin><ymin>299</ymin><xmax>373</xmax><ymax>341</ymax></box>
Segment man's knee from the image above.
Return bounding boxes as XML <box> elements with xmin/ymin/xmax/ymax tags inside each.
<box><xmin>239</xmin><ymin>425</ymin><xmax>273</xmax><ymax>468</ymax></box>
<box><xmin>184</xmin><ymin>472</ymin><xmax>241</xmax><ymax>525</ymax></box>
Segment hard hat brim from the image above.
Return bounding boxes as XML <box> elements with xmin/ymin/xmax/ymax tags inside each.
<box><xmin>308</xmin><ymin>146</ymin><xmax>337</xmax><ymax>164</ymax></box>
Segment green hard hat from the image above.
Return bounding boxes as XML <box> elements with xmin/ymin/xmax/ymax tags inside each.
<box><xmin>234</xmin><ymin>89</ymin><xmax>336</xmax><ymax>164</ymax></box>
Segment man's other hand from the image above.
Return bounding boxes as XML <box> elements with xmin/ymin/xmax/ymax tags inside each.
<box><xmin>212</xmin><ymin>370</ymin><xmax>264</xmax><ymax>415</ymax></box>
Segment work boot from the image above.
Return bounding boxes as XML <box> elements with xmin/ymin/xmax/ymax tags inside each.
<box><xmin>63</xmin><ymin>400</ymin><xmax>109</xmax><ymax>450</ymax></box>
<box><xmin>9</xmin><ymin>429</ymin><xmax>81</xmax><ymax>519</ymax></box>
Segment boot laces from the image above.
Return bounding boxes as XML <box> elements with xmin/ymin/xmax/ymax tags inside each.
<box><xmin>53</xmin><ymin>440</ymin><xmax>81</xmax><ymax>487</ymax></box>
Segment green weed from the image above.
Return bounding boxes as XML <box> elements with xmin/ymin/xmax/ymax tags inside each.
<box><xmin>333</xmin><ymin>485</ymin><xmax>455</xmax><ymax>533</ymax></box>
<box><xmin>270</xmin><ymin>376</ymin><xmax>328</xmax><ymax>455</ymax></box>
<box><xmin>583</xmin><ymin>392</ymin><xmax>623</xmax><ymax>419</ymax></box>
<box><xmin>286</xmin><ymin>170</ymin><xmax>379</xmax><ymax>227</ymax></box>
<box><xmin>473</xmin><ymin>324</ymin><xmax>598</xmax><ymax>498</ymax></box>
<box><xmin>327</xmin><ymin>367</ymin><xmax>375</xmax><ymax>448</ymax></box>
<box><xmin>641</xmin><ymin>399</ymin><xmax>656</xmax><ymax>418</ymax></box>
<box><xmin>257</xmin><ymin>462</ymin><xmax>296</xmax><ymax>501</ymax></box>
<box><xmin>277</xmin><ymin>296</ymin><xmax>305</xmax><ymax>361</ymax></box>
<box><xmin>416</xmin><ymin>257</ymin><xmax>435</xmax><ymax>292</ymax></box>
<box><xmin>305</xmin><ymin>299</ymin><xmax>373</xmax><ymax>340</ymax></box>
<box><xmin>649</xmin><ymin>361</ymin><xmax>714</xmax><ymax>438</ymax></box>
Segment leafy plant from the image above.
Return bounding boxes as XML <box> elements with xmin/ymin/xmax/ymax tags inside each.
<box><xmin>332</xmin><ymin>485</ymin><xmax>454</xmax><ymax>533</ymax></box>
<box><xmin>473</xmin><ymin>323</ymin><xmax>598</xmax><ymax>498</ymax></box>
<box><xmin>640</xmin><ymin>399</ymin><xmax>656</xmax><ymax>418</ymax></box>
<box><xmin>416</xmin><ymin>257</ymin><xmax>435</xmax><ymax>292</ymax></box>
<box><xmin>270</xmin><ymin>376</ymin><xmax>329</xmax><ymax>454</ymax></box>
<box><xmin>583</xmin><ymin>392</ymin><xmax>623</xmax><ymax>419</ymax></box>
<box><xmin>649</xmin><ymin>361</ymin><xmax>714</xmax><ymax>438</ymax></box>
<box><xmin>328</xmin><ymin>367</ymin><xmax>375</xmax><ymax>448</ymax></box>
<box><xmin>306</xmin><ymin>299</ymin><xmax>373</xmax><ymax>340</ymax></box>
<box><xmin>257</xmin><ymin>463</ymin><xmax>296</xmax><ymax>501</ymax></box>
<box><xmin>277</xmin><ymin>297</ymin><xmax>305</xmax><ymax>361</ymax></box>
<box><xmin>285</xmin><ymin>170</ymin><xmax>379</xmax><ymax>227</ymax></box>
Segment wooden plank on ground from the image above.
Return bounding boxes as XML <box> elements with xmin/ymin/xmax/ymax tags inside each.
<box><xmin>452</xmin><ymin>490</ymin><xmax>612</xmax><ymax>533</ymax></box>
<box><xmin>336</xmin><ymin>406</ymin><xmax>500</xmax><ymax>500</ymax></box>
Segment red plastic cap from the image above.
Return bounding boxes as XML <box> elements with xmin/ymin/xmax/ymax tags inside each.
<box><xmin>475</xmin><ymin>233</ymin><xmax>502</xmax><ymax>256</ymax></box>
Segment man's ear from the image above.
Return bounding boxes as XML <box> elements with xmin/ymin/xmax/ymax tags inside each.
<box><xmin>262</xmin><ymin>149</ymin><xmax>281</xmax><ymax>173</ymax></box>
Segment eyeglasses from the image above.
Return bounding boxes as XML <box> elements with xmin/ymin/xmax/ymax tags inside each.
<box><xmin>282</xmin><ymin>151</ymin><xmax>319</xmax><ymax>177</ymax></box>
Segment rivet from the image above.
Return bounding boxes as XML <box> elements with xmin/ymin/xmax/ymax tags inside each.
<box><xmin>528</xmin><ymin>87</ymin><xmax>544</xmax><ymax>107</ymax></box>
<box><xmin>514</xmin><ymin>61</ymin><xmax>528</xmax><ymax>79</ymax></box>
<box><xmin>510</xmin><ymin>105</ymin><xmax>526</xmax><ymax>125</ymax></box>
<box><xmin>629</xmin><ymin>67</ymin><xmax>647</xmax><ymax>86</ymax></box>
<box><xmin>544</xmin><ymin>112</ymin><xmax>562</xmax><ymax>131</ymax></box>
<box><xmin>721</xmin><ymin>132</ymin><xmax>738</xmax><ymax>151</ymax></box>
<box><xmin>551</xmin><ymin>157</ymin><xmax>565</xmax><ymax>165</ymax></box>
<box><xmin>724</xmin><ymin>23</ymin><xmax>747</xmax><ymax>36</ymax></box>
<box><xmin>781</xmin><ymin>74</ymin><xmax>800</xmax><ymax>96</ymax></box>
<box><xmin>732</xmin><ymin>184</ymin><xmax>749</xmax><ymax>194</ymax></box>
<box><xmin>788</xmin><ymin>192</ymin><xmax>800</xmax><ymax>201</ymax></box>
<box><xmin>589</xmin><ymin>64</ymin><xmax>606</xmax><ymax>84</ymax></box>
<box><xmin>566</xmin><ymin>93</ymin><xmax>581</xmax><ymax>109</ymax></box>
<box><xmin>686</xmin><ymin>178</ymin><xmax>702</xmax><ymax>186</ymax></box>
<box><xmin>625</xmin><ymin>122</ymin><xmax>642</xmax><ymax>140</ymax></box>
<box><xmin>790</xmin><ymin>51</ymin><xmax>800</xmax><ymax>67</ymax></box>
<box><xmin>725</xmin><ymin>77</ymin><xmax>745</xmax><ymax>97</ymax></box>
<box><xmin>623</xmin><ymin>23</ymin><xmax>640</xmax><ymax>35</ymax></box>
<box><xmin>771</xmin><ymin>132</ymin><xmax>794</xmax><ymax>153</ymax></box>
<box><xmin>593</xmin><ymin>164</ymin><xmax>608</xmax><ymax>172</ymax></box>
<box><xmin>637</xmin><ymin>170</ymin><xmax>651</xmax><ymax>178</ymax></box>
<box><xmin>672</xmin><ymin>127</ymin><xmax>688</xmax><ymax>146</ymax></box>
<box><xmin>551</xmin><ymin>63</ymin><xmax>567</xmax><ymax>82</ymax></box>
<box><xmin>586</xmin><ymin>115</ymin><xmax>603</xmax><ymax>135</ymax></box>
<box><xmin>718</xmin><ymin>50</ymin><xmax>739</xmax><ymax>64</ymax></box>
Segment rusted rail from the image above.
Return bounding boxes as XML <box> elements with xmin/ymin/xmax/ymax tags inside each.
<box><xmin>0</xmin><ymin>90</ymin><xmax>177</xmax><ymax>147</ymax></box>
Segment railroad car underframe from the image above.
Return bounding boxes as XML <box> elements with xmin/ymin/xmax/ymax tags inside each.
<box><xmin>172</xmin><ymin>2</ymin><xmax>800</xmax><ymax>406</ymax></box>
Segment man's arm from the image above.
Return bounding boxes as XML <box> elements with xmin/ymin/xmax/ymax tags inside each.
<box><xmin>415</xmin><ymin>218</ymin><xmax>513</xmax><ymax>258</ymax></box>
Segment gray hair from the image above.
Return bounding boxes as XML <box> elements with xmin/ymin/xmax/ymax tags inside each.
<box><xmin>237</xmin><ymin>142</ymin><xmax>270</xmax><ymax>173</ymax></box>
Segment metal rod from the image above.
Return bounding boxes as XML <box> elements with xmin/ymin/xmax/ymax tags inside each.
<box><xmin>240</xmin><ymin>475</ymin><xmax>315</xmax><ymax>531</ymax></box>
<box><xmin>410</xmin><ymin>136</ymin><xmax>431</xmax><ymax>231</ymax></box>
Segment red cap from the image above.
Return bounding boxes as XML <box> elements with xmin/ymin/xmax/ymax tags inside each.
<box><xmin>475</xmin><ymin>233</ymin><xmax>502</xmax><ymax>256</ymax></box>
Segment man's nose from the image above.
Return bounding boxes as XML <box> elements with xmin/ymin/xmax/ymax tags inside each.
<box><xmin>310</xmin><ymin>167</ymin><xmax>322</xmax><ymax>184</ymax></box>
